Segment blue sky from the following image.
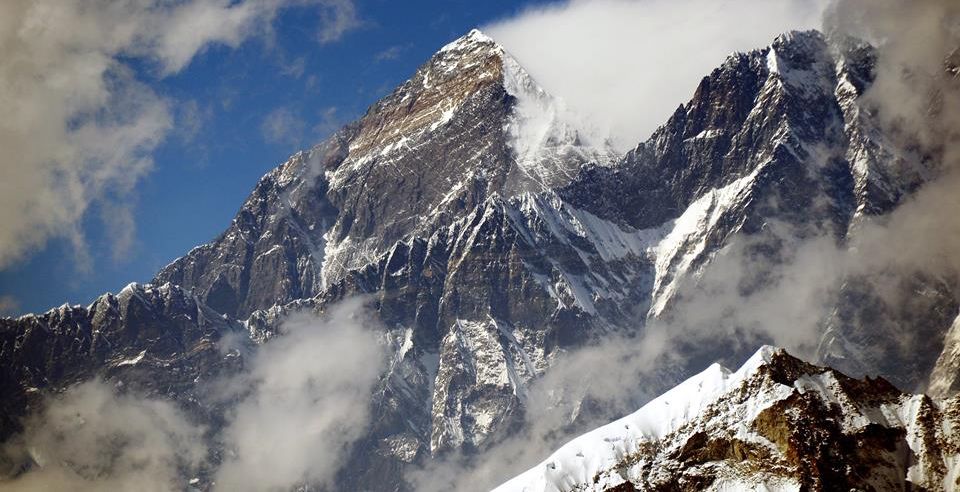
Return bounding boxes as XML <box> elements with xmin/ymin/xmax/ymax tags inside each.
<box><xmin>0</xmin><ymin>0</ymin><xmax>541</xmax><ymax>315</ymax></box>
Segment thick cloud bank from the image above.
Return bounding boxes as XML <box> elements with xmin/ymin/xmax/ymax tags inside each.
<box><xmin>0</xmin><ymin>0</ymin><xmax>360</xmax><ymax>270</ymax></box>
<box><xmin>485</xmin><ymin>0</ymin><xmax>829</xmax><ymax>149</ymax></box>
<box><xmin>0</xmin><ymin>380</ymin><xmax>206</xmax><ymax>491</ymax></box>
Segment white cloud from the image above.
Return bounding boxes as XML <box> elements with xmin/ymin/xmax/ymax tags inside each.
<box><xmin>0</xmin><ymin>298</ymin><xmax>385</xmax><ymax>490</ymax></box>
<box><xmin>261</xmin><ymin>106</ymin><xmax>308</xmax><ymax>146</ymax></box>
<box><xmin>214</xmin><ymin>299</ymin><xmax>386</xmax><ymax>491</ymax></box>
<box><xmin>0</xmin><ymin>0</ymin><xmax>361</xmax><ymax>270</ymax></box>
<box><xmin>316</xmin><ymin>0</ymin><xmax>363</xmax><ymax>44</ymax></box>
<box><xmin>484</xmin><ymin>0</ymin><xmax>829</xmax><ymax>149</ymax></box>
<box><xmin>176</xmin><ymin>99</ymin><xmax>214</xmax><ymax>144</ymax></box>
<box><xmin>0</xmin><ymin>380</ymin><xmax>207</xmax><ymax>491</ymax></box>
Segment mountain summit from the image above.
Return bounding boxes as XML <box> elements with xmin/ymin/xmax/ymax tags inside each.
<box><xmin>155</xmin><ymin>28</ymin><xmax>614</xmax><ymax>318</ymax></box>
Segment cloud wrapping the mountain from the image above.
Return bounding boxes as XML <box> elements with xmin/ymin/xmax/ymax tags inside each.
<box><xmin>484</xmin><ymin>0</ymin><xmax>830</xmax><ymax>149</ymax></box>
<box><xmin>0</xmin><ymin>380</ymin><xmax>207</xmax><ymax>491</ymax></box>
<box><xmin>0</xmin><ymin>298</ymin><xmax>384</xmax><ymax>491</ymax></box>
<box><xmin>0</xmin><ymin>0</ymin><xmax>360</xmax><ymax>270</ymax></box>
<box><xmin>214</xmin><ymin>298</ymin><xmax>386</xmax><ymax>491</ymax></box>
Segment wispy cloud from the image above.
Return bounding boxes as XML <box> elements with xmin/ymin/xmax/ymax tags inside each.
<box><xmin>280</xmin><ymin>56</ymin><xmax>308</xmax><ymax>78</ymax></box>
<box><xmin>0</xmin><ymin>295</ymin><xmax>20</xmax><ymax>316</ymax></box>
<box><xmin>261</xmin><ymin>106</ymin><xmax>308</xmax><ymax>146</ymax></box>
<box><xmin>175</xmin><ymin>99</ymin><xmax>214</xmax><ymax>145</ymax></box>
<box><xmin>312</xmin><ymin>106</ymin><xmax>345</xmax><ymax>139</ymax></box>
<box><xmin>261</xmin><ymin>106</ymin><xmax>344</xmax><ymax>148</ymax></box>
<box><xmin>317</xmin><ymin>0</ymin><xmax>363</xmax><ymax>44</ymax></box>
<box><xmin>374</xmin><ymin>44</ymin><xmax>408</xmax><ymax>62</ymax></box>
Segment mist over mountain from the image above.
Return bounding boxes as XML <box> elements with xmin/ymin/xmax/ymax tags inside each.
<box><xmin>1</xmin><ymin>1</ymin><xmax>959</xmax><ymax>491</ymax></box>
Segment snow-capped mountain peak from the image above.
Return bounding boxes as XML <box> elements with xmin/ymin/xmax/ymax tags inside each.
<box><xmin>439</xmin><ymin>28</ymin><xmax>499</xmax><ymax>53</ymax></box>
<box><xmin>431</xmin><ymin>28</ymin><xmax>617</xmax><ymax>191</ymax></box>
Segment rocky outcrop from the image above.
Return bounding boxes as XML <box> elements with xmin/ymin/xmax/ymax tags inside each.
<box><xmin>154</xmin><ymin>144</ymin><xmax>344</xmax><ymax>319</ymax></box>
<box><xmin>930</xmin><ymin>312</ymin><xmax>960</xmax><ymax>399</ymax></box>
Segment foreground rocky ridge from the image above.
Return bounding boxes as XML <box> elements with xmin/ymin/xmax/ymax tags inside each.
<box><xmin>497</xmin><ymin>346</ymin><xmax>960</xmax><ymax>491</ymax></box>
<box><xmin>1</xmin><ymin>28</ymin><xmax>959</xmax><ymax>490</ymax></box>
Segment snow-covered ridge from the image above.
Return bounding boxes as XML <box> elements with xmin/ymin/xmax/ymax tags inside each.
<box><xmin>649</xmin><ymin>161</ymin><xmax>766</xmax><ymax>317</ymax></box>
<box><xmin>496</xmin><ymin>345</ymin><xmax>960</xmax><ymax>492</ymax></box>
<box><xmin>495</xmin><ymin>346</ymin><xmax>783</xmax><ymax>492</ymax></box>
<box><xmin>439</xmin><ymin>28</ymin><xmax>497</xmax><ymax>52</ymax></box>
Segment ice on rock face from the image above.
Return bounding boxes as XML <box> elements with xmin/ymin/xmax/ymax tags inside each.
<box><xmin>648</xmin><ymin>162</ymin><xmax>765</xmax><ymax>317</ymax></box>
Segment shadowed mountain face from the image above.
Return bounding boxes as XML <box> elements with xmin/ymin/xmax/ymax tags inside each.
<box><xmin>2</xmin><ymin>29</ymin><xmax>958</xmax><ymax>490</ymax></box>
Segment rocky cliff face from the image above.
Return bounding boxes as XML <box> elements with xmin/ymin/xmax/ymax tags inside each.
<box><xmin>497</xmin><ymin>346</ymin><xmax>960</xmax><ymax>492</ymax></box>
<box><xmin>930</xmin><ymin>312</ymin><xmax>960</xmax><ymax>399</ymax></box>
<box><xmin>1</xmin><ymin>28</ymin><xmax>958</xmax><ymax>491</ymax></box>
<box><xmin>154</xmin><ymin>30</ymin><xmax>615</xmax><ymax>320</ymax></box>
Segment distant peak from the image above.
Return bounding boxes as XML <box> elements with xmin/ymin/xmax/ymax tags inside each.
<box><xmin>465</xmin><ymin>28</ymin><xmax>494</xmax><ymax>43</ymax></box>
<box><xmin>440</xmin><ymin>28</ymin><xmax>501</xmax><ymax>54</ymax></box>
